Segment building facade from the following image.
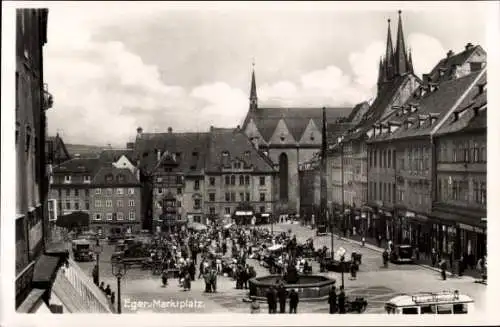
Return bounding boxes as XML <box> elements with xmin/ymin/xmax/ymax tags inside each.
<box><xmin>365</xmin><ymin>43</ymin><xmax>486</xmax><ymax>261</ymax></box>
<box><xmin>327</xmin><ymin>12</ymin><xmax>420</xmax><ymax>235</ymax></box>
<box><xmin>133</xmin><ymin>126</ymin><xmax>277</xmax><ymax>231</ymax></box>
<box><xmin>89</xmin><ymin>166</ymin><xmax>142</xmax><ymax>235</ymax></box>
<box><xmin>433</xmin><ymin>79</ymin><xmax>487</xmax><ymax>265</ymax></box>
<box><xmin>298</xmin><ymin>157</ymin><xmax>320</xmax><ymax>225</ymax></box>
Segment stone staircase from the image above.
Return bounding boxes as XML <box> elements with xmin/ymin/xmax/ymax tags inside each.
<box><xmin>52</xmin><ymin>258</ymin><xmax>114</xmax><ymax>313</ymax></box>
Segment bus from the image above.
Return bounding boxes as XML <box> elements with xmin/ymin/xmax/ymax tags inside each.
<box><xmin>384</xmin><ymin>290</ymin><xmax>474</xmax><ymax>315</ymax></box>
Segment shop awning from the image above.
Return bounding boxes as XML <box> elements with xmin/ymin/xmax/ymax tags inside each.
<box><xmin>234</xmin><ymin>211</ymin><xmax>253</xmax><ymax>216</ymax></box>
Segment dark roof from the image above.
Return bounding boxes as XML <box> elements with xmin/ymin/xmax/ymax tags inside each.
<box><xmin>92</xmin><ymin>165</ymin><xmax>140</xmax><ymax>185</ymax></box>
<box><xmin>205</xmin><ymin>127</ymin><xmax>275</xmax><ymax>173</ymax></box>
<box><xmin>99</xmin><ymin>149</ymin><xmax>136</xmax><ymax>165</ymax></box>
<box><xmin>46</xmin><ymin>134</ymin><xmax>71</xmax><ymax>162</ymax></box>
<box><xmin>52</xmin><ymin>157</ymin><xmax>101</xmax><ymax>174</ymax></box>
<box><xmin>134</xmin><ymin>132</ymin><xmax>210</xmax><ymax>175</ymax></box>
<box><xmin>369</xmin><ymin>69</ymin><xmax>485</xmax><ymax>142</ymax></box>
<box><xmin>434</xmin><ymin>81</ymin><xmax>487</xmax><ymax>136</ymax></box>
<box><xmin>243</xmin><ymin>107</ymin><xmax>352</xmax><ymax>143</ymax></box>
<box><xmin>326</xmin><ymin>122</ymin><xmax>354</xmax><ymax>144</ymax></box>
<box><xmin>427</xmin><ymin>45</ymin><xmax>485</xmax><ymax>83</ymax></box>
<box><xmin>345</xmin><ymin>75</ymin><xmax>410</xmax><ymax>141</ymax></box>
<box><xmin>346</xmin><ymin>101</ymin><xmax>370</xmax><ymax>123</ymax></box>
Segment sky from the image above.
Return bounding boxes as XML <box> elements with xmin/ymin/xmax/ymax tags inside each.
<box><xmin>39</xmin><ymin>1</ymin><xmax>490</xmax><ymax>147</ymax></box>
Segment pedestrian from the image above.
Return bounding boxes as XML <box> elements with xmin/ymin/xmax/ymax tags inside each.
<box><xmin>92</xmin><ymin>265</ymin><xmax>99</xmax><ymax>286</ymax></box>
<box><xmin>288</xmin><ymin>289</ymin><xmax>298</xmax><ymax>314</ymax></box>
<box><xmin>204</xmin><ymin>272</ymin><xmax>211</xmax><ymax>293</ymax></box>
<box><xmin>431</xmin><ymin>248</ymin><xmax>437</xmax><ymax>267</ymax></box>
<box><xmin>350</xmin><ymin>261</ymin><xmax>357</xmax><ymax>280</ymax></box>
<box><xmin>338</xmin><ymin>286</ymin><xmax>346</xmax><ymax>314</ymax></box>
<box><xmin>99</xmin><ymin>282</ymin><xmax>105</xmax><ymax>292</ymax></box>
<box><xmin>266</xmin><ymin>286</ymin><xmax>275</xmax><ymax>314</ymax></box>
<box><xmin>277</xmin><ymin>283</ymin><xmax>287</xmax><ymax>314</ymax></box>
<box><xmin>161</xmin><ymin>269</ymin><xmax>169</xmax><ymax>287</ymax></box>
<box><xmin>110</xmin><ymin>292</ymin><xmax>115</xmax><ymax>305</ymax></box>
<box><xmin>328</xmin><ymin>286</ymin><xmax>337</xmax><ymax>314</ymax></box>
<box><xmin>105</xmin><ymin>284</ymin><xmax>111</xmax><ymax>297</ymax></box>
<box><xmin>382</xmin><ymin>248</ymin><xmax>389</xmax><ymax>268</ymax></box>
<box><xmin>377</xmin><ymin>234</ymin><xmax>382</xmax><ymax>248</ymax></box>
<box><xmin>440</xmin><ymin>260</ymin><xmax>447</xmax><ymax>280</ymax></box>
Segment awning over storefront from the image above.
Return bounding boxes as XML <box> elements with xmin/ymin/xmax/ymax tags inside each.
<box><xmin>431</xmin><ymin>208</ymin><xmax>485</xmax><ymax>230</ymax></box>
<box><xmin>235</xmin><ymin>211</ymin><xmax>253</xmax><ymax>216</ymax></box>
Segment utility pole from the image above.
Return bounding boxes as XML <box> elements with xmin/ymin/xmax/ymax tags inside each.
<box><xmin>320</xmin><ymin>107</ymin><xmax>332</xmax><ymax>257</ymax></box>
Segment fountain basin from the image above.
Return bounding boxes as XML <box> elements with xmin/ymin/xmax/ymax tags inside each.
<box><xmin>248</xmin><ymin>274</ymin><xmax>336</xmax><ymax>302</ymax></box>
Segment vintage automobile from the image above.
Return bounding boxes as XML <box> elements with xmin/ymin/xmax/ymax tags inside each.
<box><xmin>72</xmin><ymin>239</ymin><xmax>93</xmax><ymax>262</ymax></box>
<box><xmin>390</xmin><ymin>244</ymin><xmax>415</xmax><ymax>264</ymax></box>
<box><xmin>316</xmin><ymin>224</ymin><xmax>328</xmax><ymax>236</ymax></box>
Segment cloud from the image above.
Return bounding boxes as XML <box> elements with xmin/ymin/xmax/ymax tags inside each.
<box><xmin>407</xmin><ymin>33</ymin><xmax>447</xmax><ymax>76</ymax></box>
<box><xmin>43</xmin><ymin>5</ymin><xmax>460</xmax><ymax>146</ymax></box>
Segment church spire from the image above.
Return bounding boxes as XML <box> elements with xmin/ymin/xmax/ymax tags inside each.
<box><xmin>395</xmin><ymin>10</ymin><xmax>409</xmax><ymax>76</ymax></box>
<box><xmin>384</xmin><ymin>18</ymin><xmax>395</xmax><ymax>80</ymax></box>
<box><xmin>408</xmin><ymin>48</ymin><xmax>414</xmax><ymax>74</ymax></box>
<box><xmin>378</xmin><ymin>57</ymin><xmax>385</xmax><ymax>85</ymax></box>
<box><xmin>249</xmin><ymin>60</ymin><xmax>258</xmax><ymax>111</ymax></box>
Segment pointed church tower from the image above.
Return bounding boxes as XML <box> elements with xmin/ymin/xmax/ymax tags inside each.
<box><xmin>377</xmin><ymin>57</ymin><xmax>385</xmax><ymax>88</ymax></box>
<box><xmin>384</xmin><ymin>18</ymin><xmax>395</xmax><ymax>81</ymax></box>
<box><xmin>408</xmin><ymin>48</ymin><xmax>414</xmax><ymax>74</ymax></box>
<box><xmin>249</xmin><ymin>61</ymin><xmax>258</xmax><ymax>111</ymax></box>
<box><xmin>394</xmin><ymin>10</ymin><xmax>410</xmax><ymax>76</ymax></box>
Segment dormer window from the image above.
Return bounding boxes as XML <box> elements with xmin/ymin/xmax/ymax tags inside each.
<box><xmin>222</xmin><ymin>151</ymin><xmax>229</xmax><ymax>157</ymax></box>
<box><xmin>105</xmin><ymin>174</ymin><xmax>113</xmax><ymax>182</ymax></box>
<box><xmin>244</xmin><ymin>151</ymin><xmax>250</xmax><ymax>157</ymax></box>
<box><xmin>117</xmin><ymin>174</ymin><xmax>125</xmax><ymax>182</ymax></box>
<box><xmin>310</xmin><ymin>133</ymin><xmax>315</xmax><ymax>141</ymax></box>
<box><xmin>280</xmin><ymin>133</ymin><xmax>285</xmax><ymax>142</ymax></box>
<box><xmin>84</xmin><ymin>175</ymin><xmax>91</xmax><ymax>183</ymax></box>
<box><xmin>234</xmin><ymin>162</ymin><xmax>241</xmax><ymax>169</ymax></box>
<box><xmin>430</xmin><ymin>116</ymin><xmax>438</xmax><ymax>125</ymax></box>
<box><xmin>64</xmin><ymin>175</ymin><xmax>71</xmax><ymax>183</ymax></box>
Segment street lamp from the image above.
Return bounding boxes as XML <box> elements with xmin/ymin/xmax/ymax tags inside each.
<box><xmin>94</xmin><ymin>236</ymin><xmax>102</xmax><ymax>285</ymax></box>
<box><xmin>112</xmin><ymin>260</ymin><xmax>127</xmax><ymax>314</ymax></box>
<box><xmin>340</xmin><ymin>255</ymin><xmax>345</xmax><ymax>289</ymax></box>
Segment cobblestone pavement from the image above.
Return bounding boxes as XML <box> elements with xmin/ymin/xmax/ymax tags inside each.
<box><xmin>75</xmin><ymin>225</ymin><xmax>487</xmax><ymax>314</ymax></box>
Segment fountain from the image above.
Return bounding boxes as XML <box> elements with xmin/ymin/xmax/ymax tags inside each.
<box><xmin>248</xmin><ymin>262</ymin><xmax>336</xmax><ymax>302</ymax></box>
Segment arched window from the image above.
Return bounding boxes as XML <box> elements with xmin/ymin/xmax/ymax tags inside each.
<box><xmin>279</xmin><ymin>153</ymin><xmax>288</xmax><ymax>201</ymax></box>
<box><xmin>239</xmin><ymin>175</ymin><xmax>244</xmax><ymax>185</ymax></box>
<box><xmin>230</xmin><ymin>175</ymin><xmax>235</xmax><ymax>185</ymax></box>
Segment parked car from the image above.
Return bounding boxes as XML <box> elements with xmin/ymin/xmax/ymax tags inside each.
<box><xmin>390</xmin><ymin>244</ymin><xmax>415</xmax><ymax>264</ymax></box>
<box><xmin>72</xmin><ymin>239</ymin><xmax>93</xmax><ymax>262</ymax></box>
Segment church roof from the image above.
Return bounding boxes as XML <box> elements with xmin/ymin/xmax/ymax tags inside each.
<box><xmin>243</xmin><ymin>106</ymin><xmax>352</xmax><ymax>143</ymax></box>
<box><xmin>345</xmin><ymin>75</ymin><xmax>409</xmax><ymax>141</ymax></box>
<box><xmin>205</xmin><ymin>127</ymin><xmax>276</xmax><ymax>173</ymax></box>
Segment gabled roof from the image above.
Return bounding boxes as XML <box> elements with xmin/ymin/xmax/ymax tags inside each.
<box><xmin>345</xmin><ymin>75</ymin><xmax>410</xmax><ymax>141</ymax></box>
<box><xmin>92</xmin><ymin>165</ymin><xmax>140</xmax><ymax>185</ymax></box>
<box><xmin>46</xmin><ymin>134</ymin><xmax>71</xmax><ymax>162</ymax></box>
<box><xmin>205</xmin><ymin>127</ymin><xmax>275</xmax><ymax>173</ymax></box>
<box><xmin>369</xmin><ymin>69</ymin><xmax>485</xmax><ymax>142</ymax></box>
<box><xmin>99</xmin><ymin>149</ymin><xmax>136</xmax><ymax>165</ymax></box>
<box><xmin>346</xmin><ymin>101</ymin><xmax>370</xmax><ymax>123</ymax></box>
<box><xmin>134</xmin><ymin>132</ymin><xmax>210</xmax><ymax>175</ymax></box>
<box><xmin>434</xmin><ymin>83</ymin><xmax>487</xmax><ymax>136</ymax></box>
<box><xmin>243</xmin><ymin>107</ymin><xmax>352</xmax><ymax>143</ymax></box>
<box><xmin>52</xmin><ymin>157</ymin><xmax>101</xmax><ymax>174</ymax></box>
<box><xmin>427</xmin><ymin>45</ymin><xmax>485</xmax><ymax>83</ymax></box>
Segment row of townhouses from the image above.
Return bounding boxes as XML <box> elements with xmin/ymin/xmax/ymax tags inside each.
<box><xmin>15</xmin><ymin>8</ymin><xmax>113</xmax><ymax>313</ymax></box>
<box><xmin>300</xmin><ymin>14</ymin><xmax>487</xmax><ymax>268</ymax></box>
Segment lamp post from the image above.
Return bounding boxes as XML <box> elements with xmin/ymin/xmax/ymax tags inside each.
<box><xmin>112</xmin><ymin>260</ymin><xmax>127</xmax><ymax>314</ymax></box>
<box><xmin>340</xmin><ymin>255</ymin><xmax>345</xmax><ymax>289</ymax></box>
<box><xmin>94</xmin><ymin>236</ymin><xmax>102</xmax><ymax>285</ymax></box>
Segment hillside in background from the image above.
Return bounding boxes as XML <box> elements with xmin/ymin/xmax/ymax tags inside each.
<box><xmin>65</xmin><ymin>144</ymin><xmax>109</xmax><ymax>158</ymax></box>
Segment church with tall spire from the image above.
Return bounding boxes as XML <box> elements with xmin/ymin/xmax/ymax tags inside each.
<box><xmin>241</xmin><ymin>62</ymin><xmax>353</xmax><ymax>216</ymax></box>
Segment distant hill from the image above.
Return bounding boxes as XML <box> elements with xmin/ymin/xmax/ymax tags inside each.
<box><xmin>66</xmin><ymin>144</ymin><xmax>109</xmax><ymax>158</ymax></box>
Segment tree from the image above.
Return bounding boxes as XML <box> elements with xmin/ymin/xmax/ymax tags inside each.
<box><xmin>56</xmin><ymin>211</ymin><xmax>90</xmax><ymax>231</ymax></box>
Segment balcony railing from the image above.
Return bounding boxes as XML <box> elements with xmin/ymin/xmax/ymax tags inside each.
<box><xmin>61</xmin><ymin>258</ymin><xmax>113</xmax><ymax>313</ymax></box>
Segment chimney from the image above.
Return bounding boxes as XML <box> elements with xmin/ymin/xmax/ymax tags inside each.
<box><xmin>136</xmin><ymin>127</ymin><xmax>143</xmax><ymax>138</ymax></box>
<box><xmin>465</xmin><ymin>43</ymin><xmax>474</xmax><ymax>51</ymax></box>
<box><xmin>168</xmin><ymin>127</ymin><xmax>173</xmax><ymax>134</ymax></box>
<box><xmin>447</xmin><ymin>50</ymin><xmax>454</xmax><ymax>58</ymax></box>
